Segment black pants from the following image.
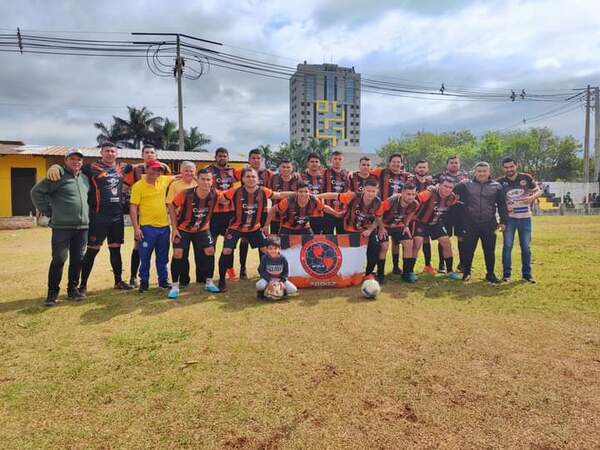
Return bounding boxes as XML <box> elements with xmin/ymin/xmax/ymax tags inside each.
<box><xmin>48</xmin><ymin>228</ymin><xmax>88</xmax><ymax>292</ymax></box>
<box><xmin>462</xmin><ymin>223</ymin><xmax>497</xmax><ymax>276</ymax></box>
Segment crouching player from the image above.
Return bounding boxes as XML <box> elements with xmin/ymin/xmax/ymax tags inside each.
<box><xmin>256</xmin><ymin>237</ymin><xmax>298</xmax><ymax>299</ymax></box>
<box><xmin>412</xmin><ymin>177</ymin><xmax>462</xmax><ymax>280</ymax></box>
<box><xmin>380</xmin><ymin>182</ymin><xmax>420</xmax><ymax>283</ymax></box>
<box><xmin>167</xmin><ymin>168</ymin><xmax>221</xmax><ymax>298</ymax></box>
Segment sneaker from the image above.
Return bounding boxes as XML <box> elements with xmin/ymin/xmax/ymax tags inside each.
<box><xmin>422</xmin><ymin>265</ymin><xmax>436</xmax><ymax>275</ymax></box>
<box><xmin>401</xmin><ymin>273</ymin><xmax>416</xmax><ymax>283</ymax></box>
<box><xmin>218</xmin><ymin>280</ymin><xmax>227</xmax><ymax>293</ymax></box>
<box><xmin>205</xmin><ymin>280</ymin><xmax>220</xmax><ymax>293</ymax></box>
<box><xmin>44</xmin><ymin>290</ymin><xmax>59</xmax><ymax>307</ymax></box>
<box><xmin>448</xmin><ymin>272</ymin><xmax>461</xmax><ymax>281</ymax></box>
<box><xmin>115</xmin><ymin>280</ymin><xmax>133</xmax><ymax>290</ymax></box>
<box><xmin>239</xmin><ymin>269</ymin><xmax>248</xmax><ymax>280</ymax></box>
<box><xmin>158</xmin><ymin>281</ymin><xmax>172</xmax><ymax>289</ymax></box>
<box><xmin>78</xmin><ymin>285</ymin><xmax>87</xmax><ymax>296</ymax></box>
<box><xmin>486</xmin><ymin>274</ymin><xmax>501</xmax><ymax>284</ymax></box>
<box><xmin>438</xmin><ymin>263</ymin><xmax>446</xmax><ymax>274</ymax></box>
<box><xmin>462</xmin><ymin>273</ymin><xmax>471</xmax><ymax>282</ymax></box>
<box><xmin>392</xmin><ymin>267</ymin><xmax>402</xmax><ymax>275</ymax></box>
<box><xmin>523</xmin><ymin>277</ymin><xmax>536</xmax><ymax>284</ymax></box>
<box><xmin>67</xmin><ymin>288</ymin><xmax>85</xmax><ymax>300</ymax></box>
<box><xmin>167</xmin><ymin>287</ymin><xmax>179</xmax><ymax>299</ymax></box>
<box><xmin>226</xmin><ymin>268</ymin><xmax>237</xmax><ymax>280</ymax></box>
<box><xmin>129</xmin><ymin>277</ymin><xmax>138</xmax><ymax>288</ymax></box>
<box><xmin>502</xmin><ymin>276</ymin><xmax>510</xmax><ymax>283</ymax></box>
<box><xmin>139</xmin><ymin>282</ymin><xmax>149</xmax><ymax>293</ymax></box>
<box><xmin>409</xmin><ymin>272</ymin><xmax>418</xmax><ymax>282</ymax></box>
<box><xmin>377</xmin><ymin>274</ymin><xmax>386</xmax><ymax>284</ymax></box>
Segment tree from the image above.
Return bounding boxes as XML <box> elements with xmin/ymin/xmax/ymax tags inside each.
<box><xmin>257</xmin><ymin>144</ymin><xmax>276</xmax><ymax>169</ymax></box>
<box><xmin>184</xmin><ymin>127</ymin><xmax>210</xmax><ymax>152</ymax></box>
<box><xmin>271</xmin><ymin>138</ymin><xmax>331</xmax><ymax>171</ymax></box>
<box><xmin>94</xmin><ymin>121</ymin><xmax>125</xmax><ymax>146</ymax></box>
<box><xmin>151</xmin><ymin>118</ymin><xmax>178</xmax><ymax>150</ymax></box>
<box><xmin>112</xmin><ymin>106</ymin><xmax>164</xmax><ymax>149</ymax></box>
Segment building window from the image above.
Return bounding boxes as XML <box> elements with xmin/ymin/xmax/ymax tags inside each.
<box><xmin>345</xmin><ymin>79</ymin><xmax>354</xmax><ymax>103</ymax></box>
<box><xmin>305</xmin><ymin>75</ymin><xmax>316</xmax><ymax>102</ymax></box>
<box><xmin>325</xmin><ymin>76</ymin><xmax>335</xmax><ymax>101</ymax></box>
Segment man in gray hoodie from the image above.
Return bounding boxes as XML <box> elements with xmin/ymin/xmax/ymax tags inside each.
<box><xmin>31</xmin><ymin>149</ymin><xmax>90</xmax><ymax>306</ymax></box>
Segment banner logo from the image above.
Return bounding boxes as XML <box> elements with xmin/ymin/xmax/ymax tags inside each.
<box><xmin>300</xmin><ymin>239</ymin><xmax>342</xmax><ymax>279</ymax></box>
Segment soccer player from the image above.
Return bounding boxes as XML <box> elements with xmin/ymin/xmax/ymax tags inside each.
<box><xmin>123</xmin><ymin>144</ymin><xmax>171</xmax><ymax>287</ymax></box>
<box><xmin>413</xmin><ymin>160</ymin><xmax>436</xmax><ymax>274</ymax></box>
<box><xmin>268</xmin><ymin>159</ymin><xmax>300</xmax><ymax>234</ymax></box>
<box><xmin>31</xmin><ymin>149</ymin><xmax>90</xmax><ymax>306</ymax></box>
<box><xmin>264</xmin><ymin>181</ymin><xmax>337</xmax><ymax>235</ymax></box>
<box><xmin>205</xmin><ymin>147</ymin><xmax>242</xmax><ymax>281</ymax></box>
<box><xmin>256</xmin><ymin>237</ymin><xmax>298</xmax><ymax>298</ymax></box>
<box><xmin>167</xmin><ymin>168</ymin><xmax>221</xmax><ymax>298</ymax></box>
<box><xmin>301</xmin><ymin>152</ymin><xmax>326</xmax><ymax>234</ymax></box>
<box><xmin>129</xmin><ymin>159</ymin><xmax>174</xmax><ymax>292</ymax></box>
<box><xmin>371</xmin><ymin>153</ymin><xmax>413</xmax><ymax>275</ymax></box>
<box><xmin>46</xmin><ymin>142</ymin><xmax>133</xmax><ymax>294</ymax></box>
<box><xmin>497</xmin><ymin>157</ymin><xmax>541</xmax><ymax>283</ymax></box>
<box><xmin>349</xmin><ymin>156</ymin><xmax>378</xmax><ymax>194</ymax></box>
<box><xmin>413</xmin><ymin>177</ymin><xmax>462</xmax><ymax>281</ymax></box>
<box><xmin>319</xmin><ymin>179</ymin><xmax>386</xmax><ymax>281</ymax></box>
<box><xmin>322</xmin><ymin>150</ymin><xmax>350</xmax><ymax>234</ymax></box>
<box><xmin>217</xmin><ymin>168</ymin><xmax>291</xmax><ymax>292</ymax></box>
<box><xmin>380</xmin><ymin>183</ymin><xmax>420</xmax><ymax>283</ymax></box>
<box><xmin>433</xmin><ymin>155</ymin><xmax>469</xmax><ymax>273</ymax></box>
<box><xmin>453</xmin><ymin>162</ymin><xmax>508</xmax><ymax>283</ymax></box>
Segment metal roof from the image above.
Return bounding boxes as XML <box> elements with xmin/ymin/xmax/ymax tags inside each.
<box><xmin>0</xmin><ymin>145</ymin><xmax>247</xmax><ymax>162</ymax></box>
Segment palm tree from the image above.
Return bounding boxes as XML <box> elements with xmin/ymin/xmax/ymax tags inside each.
<box><xmin>257</xmin><ymin>144</ymin><xmax>277</xmax><ymax>169</ymax></box>
<box><xmin>113</xmin><ymin>106</ymin><xmax>163</xmax><ymax>149</ymax></box>
<box><xmin>184</xmin><ymin>127</ymin><xmax>211</xmax><ymax>152</ymax></box>
<box><xmin>94</xmin><ymin>121</ymin><xmax>125</xmax><ymax>146</ymax></box>
<box><xmin>151</xmin><ymin>118</ymin><xmax>179</xmax><ymax>150</ymax></box>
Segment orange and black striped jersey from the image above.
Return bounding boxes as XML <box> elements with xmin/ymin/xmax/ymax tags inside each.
<box><xmin>338</xmin><ymin>192</ymin><xmax>384</xmax><ymax>233</ymax></box>
<box><xmin>172</xmin><ymin>188</ymin><xmax>221</xmax><ymax>233</ymax></box>
<box><xmin>413</xmin><ymin>175</ymin><xmax>434</xmax><ymax>192</ymax></box>
<box><xmin>348</xmin><ymin>172</ymin><xmax>379</xmax><ymax>194</ymax></box>
<box><xmin>322</xmin><ymin>168</ymin><xmax>350</xmax><ymax>210</ymax></box>
<box><xmin>206</xmin><ymin>164</ymin><xmax>242</xmax><ymax>213</ymax></box>
<box><xmin>269</xmin><ymin>173</ymin><xmax>301</xmax><ymax>220</ymax></box>
<box><xmin>371</xmin><ymin>168</ymin><xmax>413</xmax><ymax>201</ymax></box>
<box><xmin>241</xmin><ymin>168</ymin><xmax>273</xmax><ymax>188</ymax></box>
<box><xmin>277</xmin><ymin>194</ymin><xmax>324</xmax><ymax>231</ymax></box>
<box><xmin>382</xmin><ymin>197</ymin><xmax>420</xmax><ymax>229</ymax></box>
<box><xmin>301</xmin><ymin>169</ymin><xmax>325</xmax><ymax>196</ymax></box>
<box><xmin>433</xmin><ymin>170</ymin><xmax>468</xmax><ymax>185</ymax></box>
<box><xmin>82</xmin><ymin>160</ymin><xmax>130</xmax><ymax>216</ymax></box>
<box><xmin>224</xmin><ymin>186</ymin><xmax>274</xmax><ymax>232</ymax></box>
<box><xmin>415</xmin><ymin>189</ymin><xmax>459</xmax><ymax>225</ymax></box>
<box><xmin>123</xmin><ymin>162</ymin><xmax>171</xmax><ymax>186</ymax></box>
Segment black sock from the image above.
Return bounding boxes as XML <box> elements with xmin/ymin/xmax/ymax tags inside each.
<box><xmin>239</xmin><ymin>241</ymin><xmax>248</xmax><ymax>271</ymax></box>
<box><xmin>109</xmin><ymin>247</ymin><xmax>123</xmax><ymax>283</ymax></box>
<box><xmin>402</xmin><ymin>258</ymin><xmax>409</xmax><ymax>273</ymax></box>
<box><xmin>377</xmin><ymin>259</ymin><xmax>386</xmax><ymax>277</ymax></box>
<box><xmin>444</xmin><ymin>256</ymin><xmax>454</xmax><ymax>273</ymax></box>
<box><xmin>457</xmin><ymin>241</ymin><xmax>465</xmax><ymax>268</ymax></box>
<box><xmin>392</xmin><ymin>252</ymin><xmax>399</xmax><ymax>270</ymax></box>
<box><xmin>438</xmin><ymin>244</ymin><xmax>445</xmax><ymax>269</ymax></box>
<box><xmin>423</xmin><ymin>242</ymin><xmax>431</xmax><ymax>266</ymax></box>
<box><xmin>171</xmin><ymin>258</ymin><xmax>182</xmax><ymax>283</ymax></box>
<box><xmin>80</xmin><ymin>248</ymin><xmax>99</xmax><ymax>287</ymax></box>
<box><xmin>407</xmin><ymin>258</ymin><xmax>417</xmax><ymax>273</ymax></box>
<box><xmin>130</xmin><ymin>248</ymin><xmax>140</xmax><ymax>280</ymax></box>
<box><xmin>205</xmin><ymin>254</ymin><xmax>215</xmax><ymax>280</ymax></box>
<box><xmin>365</xmin><ymin>256</ymin><xmax>377</xmax><ymax>275</ymax></box>
<box><xmin>219</xmin><ymin>253</ymin><xmax>233</xmax><ymax>283</ymax></box>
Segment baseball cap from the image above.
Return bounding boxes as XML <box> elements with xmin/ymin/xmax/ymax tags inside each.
<box><xmin>146</xmin><ymin>159</ymin><xmax>162</xmax><ymax>170</ymax></box>
<box><xmin>65</xmin><ymin>148</ymin><xmax>84</xmax><ymax>158</ymax></box>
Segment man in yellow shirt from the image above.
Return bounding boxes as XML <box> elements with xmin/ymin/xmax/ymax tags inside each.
<box><xmin>130</xmin><ymin>159</ymin><xmax>173</xmax><ymax>292</ymax></box>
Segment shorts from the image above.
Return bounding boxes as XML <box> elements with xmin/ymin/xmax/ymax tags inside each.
<box><xmin>210</xmin><ymin>211</ymin><xmax>234</xmax><ymax>238</ymax></box>
<box><xmin>309</xmin><ymin>216</ymin><xmax>325</xmax><ymax>234</ymax></box>
<box><xmin>223</xmin><ymin>228</ymin><xmax>267</xmax><ymax>250</ymax></box>
<box><xmin>88</xmin><ymin>215</ymin><xmax>124</xmax><ymax>245</ymax></box>
<box><xmin>322</xmin><ymin>213</ymin><xmax>345</xmax><ymax>235</ymax></box>
<box><xmin>414</xmin><ymin>221</ymin><xmax>448</xmax><ymax>240</ymax></box>
<box><xmin>270</xmin><ymin>221</ymin><xmax>280</xmax><ymax>235</ymax></box>
<box><xmin>260</xmin><ymin>211</ymin><xmax>268</xmax><ymax>227</ymax></box>
<box><xmin>279</xmin><ymin>227</ymin><xmax>313</xmax><ymax>235</ymax></box>
<box><xmin>387</xmin><ymin>228</ymin><xmax>412</xmax><ymax>244</ymax></box>
<box><xmin>173</xmin><ymin>230</ymin><xmax>214</xmax><ymax>250</ymax></box>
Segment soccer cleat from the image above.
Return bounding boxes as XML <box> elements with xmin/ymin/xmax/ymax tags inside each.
<box><xmin>502</xmin><ymin>276</ymin><xmax>510</xmax><ymax>283</ymax></box>
<box><xmin>138</xmin><ymin>282</ymin><xmax>149</xmax><ymax>293</ymax></box>
<box><xmin>392</xmin><ymin>267</ymin><xmax>402</xmax><ymax>275</ymax></box>
<box><xmin>115</xmin><ymin>280</ymin><xmax>133</xmax><ymax>290</ymax></box>
<box><xmin>409</xmin><ymin>272</ymin><xmax>418</xmax><ymax>282</ymax></box>
<box><xmin>438</xmin><ymin>262</ymin><xmax>446</xmax><ymax>274</ymax></box>
<box><xmin>167</xmin><ymin>288</ymin><xmax>179</xmax><ymax>299</ymax></box>
<box><xmin>226</xmin><ymin>268</ymin><xmax>237</xmax><ymax>280</ymax></box>
<box><xmin>486</xmin><ymin>274</ymin><xmax>501</xmax><ymax>284</ymax></box>
<box><xmin>462</xmin><ymin>273</ymin><xmax>471</xmax><ymax>282</ymax></box>
<box><xmin>78</xmin><ymin>285</ymin><xmax>87</xmax><ymax>296</ymax></box>
<box><xmin>377</xmin><ymin>274</ymin><xmax>386</xmax><ymax>284</ymax></box>
<box><xmin>44</xmin><ymin>290</ymin><xmax>59</xmax><ymax>307</ymax></box>
<box><xmin>239</xmin><ymin>269</ymin><xmax>248</xmax><ymax>280</ymax></box>
<box><xmin>67</xmin><ymin>288</ymin><xmax>85</xmax><ymax>300</ymax></box>
<box><xmin>205</xmin><ymin>280</ymin><xmax>220</xmax><ymax>293</ymax></box>
<box><xmin>523</xmin><ymin>277</ymin><xmax>536</xmax><ymax>284</ymax></box>
<box><xmin>218</xmin><ymin>280</ymin><xmax>227</xmax><ymax>293</ymax></box>
<box><xmin>158</xmin><ymin>280</ymin><xmax>172</xmax><ymax>289</ymax></box>
<box><xmin>422</xmin><ymin>265</ymin><xmax>436</xmax><ymax>275</ymax></box>
<box><xmin>401</xmin><ymin>273</ymin><xmax>415</xmax><ymax>283</ymax></box>
<box><xmin>129</xmin><ymin>277</ymin><xmax>138</xmax><ymax>288</ymax></box>
<box><xmin>448</xmin><ymin>272</ymin><xmax>461</xmax><ymax>281</ymax></box>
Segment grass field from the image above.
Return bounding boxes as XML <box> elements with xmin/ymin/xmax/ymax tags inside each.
<box><xmin>1</xmin><ymin>216</ymin><xmax>599</xmax><ymax>449</ymax></box>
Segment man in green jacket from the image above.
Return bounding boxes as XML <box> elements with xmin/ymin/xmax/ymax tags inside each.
<box><xmin>31</xmin><ymin>149</ymin><xmax>90</xmax><ymax>306</ymax></box>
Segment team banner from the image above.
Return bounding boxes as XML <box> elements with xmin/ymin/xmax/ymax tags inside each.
<box><xmin>279</xmin><ymin>234</ymin><xmax>367</xmax><ymax>288</ymax></box>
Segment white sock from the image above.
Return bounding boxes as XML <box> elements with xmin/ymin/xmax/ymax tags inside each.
<box><xmin>171</xmin><ymin>282</ymin><xmax>179</xmax><ymax>290</ymax></box>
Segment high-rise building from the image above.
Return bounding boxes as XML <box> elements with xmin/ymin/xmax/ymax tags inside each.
<box><xmin>289</xmin><ymin>63</ymin><xmax>361</xmax><ymax>149</ymax></box>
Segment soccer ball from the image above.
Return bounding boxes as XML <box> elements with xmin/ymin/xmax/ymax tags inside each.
<box><xmin>264</xmin><ymin>280</ymin><xmax>286</xmax><ymax>300</ymax></box>
<box><xmin>361</xmin><ymin>278</ymin><xmax>381</xmax><ymax>299</ymax></box>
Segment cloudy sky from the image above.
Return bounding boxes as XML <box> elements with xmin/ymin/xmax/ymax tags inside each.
<box><xmin>1</xmin><ymin>0</ymin><xmax>599</xmax><ymax>153</ymax></box>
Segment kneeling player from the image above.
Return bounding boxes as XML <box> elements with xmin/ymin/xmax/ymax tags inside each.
<box><xmin>412</xmin><ymin>177</ymin><xmax>461</xmax><ymax>280</ymax></box>
<box><xmin>380</xmin><ymin>183</ymin><xmax>420</xmax><ymax>283</ymax></box>
<box><xmin>168</xmin><ymin>169</ymin><xmax>221</xmax><ymax>298</ymax></box>
<box><xmin>256</xmin><ymin>237</ymin><xmax>298</xmax><ymax>298</ymax></box>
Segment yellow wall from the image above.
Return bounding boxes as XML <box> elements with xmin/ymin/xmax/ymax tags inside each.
<box><xmin>0</xmin><ymin>155</ymin><xmax>48</xmax><ymax>217</ymax></box>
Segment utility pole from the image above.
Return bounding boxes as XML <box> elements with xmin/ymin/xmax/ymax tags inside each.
<box><xmin>594</xmin><ymin>86</ymin><xmax>600</xmax><ymax>186</ymax></box>
<box><xmin>175</xmin><ymin>35</ymin><xmax>185</xmax><ymax>152</ymax></box>
<box><xmin>583</xmin><ymin>85</ymin><xmax>591</xmax><ymax>191</ymax></box>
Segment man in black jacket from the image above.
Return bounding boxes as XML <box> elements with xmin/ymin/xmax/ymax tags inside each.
<box><xmin>453</xmin><ymin>162</ymin><xmax>508</xmax><ymax>283</ymax></box>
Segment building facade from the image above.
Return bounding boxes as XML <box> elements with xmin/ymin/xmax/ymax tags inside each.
<box><xmin>290</xmin><ymin>63</ymin><xmax>361</xmax><ymax>149</ymax></box>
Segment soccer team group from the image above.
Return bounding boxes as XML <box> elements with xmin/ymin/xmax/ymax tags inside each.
<box><xmin>31</xmin><ymin>142</ymin><xmax>541</xmax><ymax>306</ymax></box>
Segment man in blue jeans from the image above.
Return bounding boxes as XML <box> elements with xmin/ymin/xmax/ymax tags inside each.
<box><xmin>497</xmin><ymin>157</ymin><xmax>541</xmax><ymax>283</ymax></box>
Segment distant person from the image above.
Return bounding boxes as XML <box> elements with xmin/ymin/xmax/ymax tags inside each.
<box><xmin>563</xmin><ymin>192</ymin><xmax>574</xmax><ymax>208</ymax></box>
<box><xmin>31</xmin><ymin>149</ymin><xmax>90</xmax><ymax>306</ymax></box>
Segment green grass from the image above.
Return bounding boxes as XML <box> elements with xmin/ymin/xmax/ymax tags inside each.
<box><xmin>1</xmin><ymin>216</ymin><xmax>599</xmax><ymax>449</ymax></box>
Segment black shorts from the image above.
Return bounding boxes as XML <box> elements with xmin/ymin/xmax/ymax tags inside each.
<box><xmin>173</xmin><ymin>230</ymin><xmax>214</xmax><ymax>250</ymax></box>
<box><xmin>260</xmin><ymin>211</ymin><xmax>268</xmax><ymax>227</ymax></box>
<box><xmin>279</xmin><ymin>227</ymin><xmax>313</xmax><ymax>235</ymax></box>
<box><xmin>223</xmin><ymin>228</ymin><xmax>267</xmax><ymax>250</ymax></box>
<box><xmin>387</xmin><ymin>229</ymin><xmax>411</xmax><ymax>243</ymax></box>
<box><xmin>414</xmin><ymin>222</ymin><xmax>448</xmax><ymax>240</ymax></box>
<box><xmin>322</xmin><ymin>213</ymin><xmax>345</xmax><ymax>235</ymax></box>
<box><xmin>309</xmin><ymin>216</ymin><xmax>325</xmax><ymax>234</ymax></box>
<box><xmin>270</xmin><ymin>221</ymin><xmax>280</xmax><ymax>235</ymax></box>
<box><xmin>210</xmin><ymin>211</ymin><xmax>233</xmax><ymax>238</ymax></box>
<box><xmin>88</xmin><ymin>214</ymin><xmax>124</xmax><ymax>246</ymax></box>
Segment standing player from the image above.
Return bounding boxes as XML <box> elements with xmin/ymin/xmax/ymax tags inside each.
<box><xmin>380</xmin><ymin>183</ymin><xmax>420</xmax><ymax>283</ymax></box>
<box><xmin>319</xmin><ymin>179</ymin><xmax>386</xmax><ymax>281</ymax></box>
<box><xmin>301</xmin><ymin>152</ymin><xmax>326</xmax><ymax>234</ymax></box>
<box><xmin>322</xmin><ymin>151</ymin><xmax>349</xmax><ymax>234</ymax></box>
<box><xmin>217</xmin><ymin>168</ymin><xmax>291</xmax><ymax>292</ymax></box>
<box><xmin>371</xmin><ymin>153</ymin><xmax>413</xmax><ymax>275</ymax></box>
<box><xmin>413</xmin><ymin>160</ymin><xmax>436</xmax><ymax>274</ymax></box>
<box><xmin>167</xmin><ymin>168</ymin><xmax>221</xmax><ymax>298</ymax></box>
<box><xmin>268</xmin><ymin>159</ymin><xmax>300</xmax><ymax>234</ymax></box>
<box><xmin>349</xmin><ymin>156</ymin><xmax>378</xmax><ymax>194</ymax></box>
<box><xmin>412</xmin><ymin>177</ymin><xmax>462</xmax><ymax>281</ymax></box>
<box><xmin>205</xmin><ymin>147</ymin><xmax>242</xmax><ymax>281</ymax></box>
<box><xmin>433</xmin><ymin>155</ymin><xmax>469</xmax><ymax>273</ymax></box>
<box><xmin>497</xmin><ymin>157</ymin><xmax>540</xmax><ymax>283</ymax></box>
<box><xmin>46</xmin><ymin>142</ymin><xmax>133</xmax><ymax>294</ymax></box>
